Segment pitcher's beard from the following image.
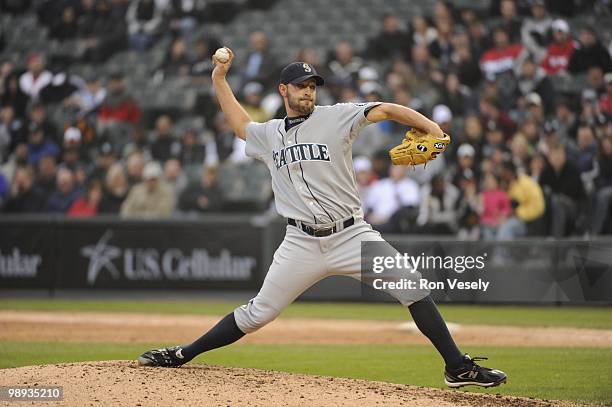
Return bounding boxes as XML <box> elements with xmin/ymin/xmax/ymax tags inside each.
<box><xmin>288</xmin><ymin>97</ymin><xmax>314</xmax><ymax>115</ymax></box>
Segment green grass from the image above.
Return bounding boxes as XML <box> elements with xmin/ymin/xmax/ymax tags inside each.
<box><xmin>0</xmin><ymin>341</ymin><xmax>610</xmax><ymax>404</ymax></box>
<box><xmin>1</xmin><ymin>299</ymin><xmax>611</xmax><ymax>329</ymax></box>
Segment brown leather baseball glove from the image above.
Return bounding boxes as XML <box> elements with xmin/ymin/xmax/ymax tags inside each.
<box><xmin>389</xmin><ymin>128</ymin><xmax>451</xmax><ymax>166</ymax></box>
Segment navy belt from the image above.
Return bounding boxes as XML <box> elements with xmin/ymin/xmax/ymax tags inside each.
<box><xmin>287</xmin><ymin>217</ymin><xmax>355</xmax><ymax>237</ymax></box>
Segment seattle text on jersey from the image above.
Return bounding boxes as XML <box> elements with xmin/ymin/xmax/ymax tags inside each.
<box><xmin>272</xmin><ymin>143</ymin><xmax>331</xmax><ymax>170</ymax></box>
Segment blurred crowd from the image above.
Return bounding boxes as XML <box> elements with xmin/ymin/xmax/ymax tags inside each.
<box><xmin>1</xmin><ymin>0</ymin><xmax>612</xmax><ymax>239</ymax></box>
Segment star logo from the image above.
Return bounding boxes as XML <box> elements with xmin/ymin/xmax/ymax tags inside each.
<box><xmin>81</xmin><ymin>230</ymin><xmax>121</xmax><ymax>285</ymax></box>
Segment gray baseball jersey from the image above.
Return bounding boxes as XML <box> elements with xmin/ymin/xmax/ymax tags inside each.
<box><xmin>245</xmin><ymin>102</ymin><xmax>381</xmax><ymax>224</ymax></box>
<box><xmin>233</xmin><ymin>101</ymin><xmax>429</xmax><ymax>334</ymax></box>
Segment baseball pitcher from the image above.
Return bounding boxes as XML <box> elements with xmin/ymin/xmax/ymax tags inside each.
<box><xmin>137</xmin><ymin>47</ymin><xmax>507</xmax><ymax>389</ymax></box>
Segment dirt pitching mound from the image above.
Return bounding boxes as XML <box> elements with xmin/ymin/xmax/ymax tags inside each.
<box><xmin>0</xmin><ymin>361</ymin><xmax>579</xmax><ymax>407</ymax></box>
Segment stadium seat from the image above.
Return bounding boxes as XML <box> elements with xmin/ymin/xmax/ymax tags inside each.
<box><xmin>217</xmin><ymin>161</ymin><xmax>271</xmax><ymax>211</ymax></box>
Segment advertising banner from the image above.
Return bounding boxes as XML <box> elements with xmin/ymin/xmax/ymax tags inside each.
<box><xmin>1</xmin><ymin>219</ymin><xmax>264</xmax><ymax>291</ymax></box>
<box><xmin>0</xmin><ymin>220</ymin><xmax>56</xmax><ymax>289</ymax></box>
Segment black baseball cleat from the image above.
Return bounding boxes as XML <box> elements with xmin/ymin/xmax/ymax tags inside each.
<box><xmin>444</xmin><ymin>354</ymin><xmax>507</xmax><ymax>388</ymax></box>
<box><xmin>137</xmin><ymin>346</ymin><xmax>186</xmax><ymax>367</ymax></box>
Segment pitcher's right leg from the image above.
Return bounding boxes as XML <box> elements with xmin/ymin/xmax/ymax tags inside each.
<box><xmin>138</xmin><ymin>226</ymin><xmax>326</xmax><ymax>367</ymax></box>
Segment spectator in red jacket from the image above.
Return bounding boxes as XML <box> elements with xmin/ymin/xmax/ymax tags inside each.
<box><xmin>68</xmin><ymin>178</ymin><xmax>103</xmax><ymax>217</ymax></box>
<box><xmin>480</xmin><ymin>27</ymin><xmax>524</xmax><ymax>78</ymax></box>
<box><xmin>98</xmin><ymin>71</ymin><xmax>142</xmax><ymax>125</ymax></box>
<box><xmin>541</xmin><ymin>19</ymin><xmax>577</xmax><ymax>75</ymax></box>
<box><xmin>600</xmin><ymin>72</ymin><xmax>612</xmax><ymax>116</ymax></box>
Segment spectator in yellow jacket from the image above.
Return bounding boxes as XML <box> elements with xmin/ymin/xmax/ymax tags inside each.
<box><xmin>497</xmin><ymin>161</ymin><xmax>545</xmax><ymax>240</ymax></box>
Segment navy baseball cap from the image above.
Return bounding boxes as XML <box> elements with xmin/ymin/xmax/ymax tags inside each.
<box><xmin>280</xmin><ymin>62</ymin><xmax>324</xmax><ymax>86</ymax></box>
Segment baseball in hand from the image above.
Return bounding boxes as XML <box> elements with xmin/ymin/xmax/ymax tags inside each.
<box><xmin>214</xmin><ymin>48</ymin><xmax>230</xmax><ymax>63</ymax></box>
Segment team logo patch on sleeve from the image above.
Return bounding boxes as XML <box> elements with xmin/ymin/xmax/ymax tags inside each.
<box><xmin>417</xmin><ymin>145</ymin><xmax>428</xmax><ymax>152</ymax></box>
<box><xmin>272</xmin><ymin>143</ymin><xmax>331</xmax><ymax>169</ymax></box>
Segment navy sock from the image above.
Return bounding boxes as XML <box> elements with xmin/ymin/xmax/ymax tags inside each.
<box><xmin>408</xmin><ymin>296</ymin><xmax>463</xmax><ymax>368</ymax></box>
<box><xmin>181</xmin><ymin>312</ymin><xmax>245</xmax><ymax>361</ymax></box>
